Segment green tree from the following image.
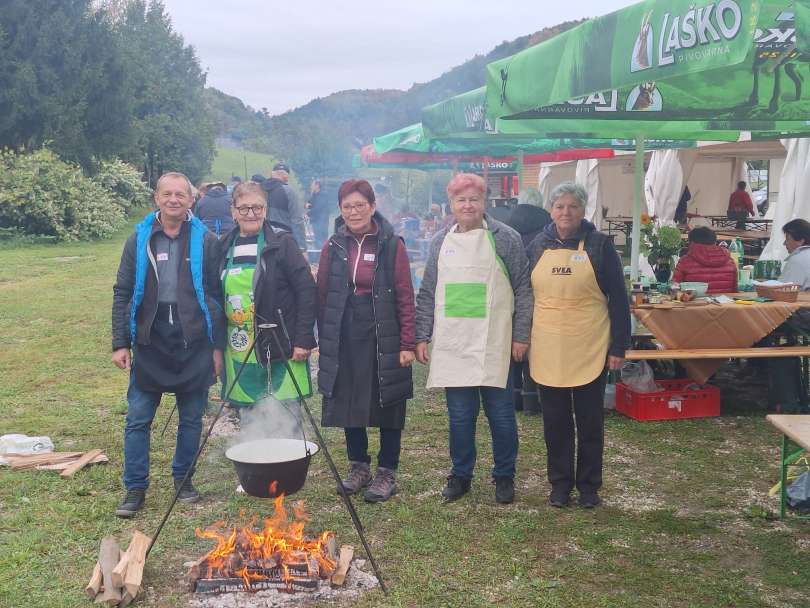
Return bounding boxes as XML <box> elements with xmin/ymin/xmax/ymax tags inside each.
<box><xmin>116</xmin><ymin>0</ymin><xmax>214</xmax><ymax>185</ymax></box>
<box><xmin>0</xmin><ymin>0</ymin><xmax>135</xmax><ymax>165</ymax></box>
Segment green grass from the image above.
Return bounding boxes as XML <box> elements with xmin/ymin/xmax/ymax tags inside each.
<box><xmin>1</xmin><ymin>229</ymin><xmax>810</xmax><ymax>607</ymax></box>
<box><xmin>208</xmin><ymin>147</ymin><xmax>278</xmax><ymax>182</ymax></box>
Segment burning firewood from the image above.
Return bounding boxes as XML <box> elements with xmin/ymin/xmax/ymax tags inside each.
<box><xmin>86</xmin><ymin>531</ymin><xmax>152</xmax><ymax>606</ymax></box>
<box><xmin>330</xmin><ymin>545</ymin><xmax>354</xmax><ymax>587</ymax></box>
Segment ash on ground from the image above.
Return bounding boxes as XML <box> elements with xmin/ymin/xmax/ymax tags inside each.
<box><xmin>187</xmin><ymin>561</ymin><xmax>379</xmax><ymax>608</ymax></box>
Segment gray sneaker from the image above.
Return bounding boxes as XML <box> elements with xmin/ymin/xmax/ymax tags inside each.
<box><xmin>338</xmin><ymin>461</ymin><xmax>371</xmax><ymax>495</ymax></box>
<box><xmin>364</xmin><ymin>467</ymin><xmax>397</xmax><ymax>503</ymax></box>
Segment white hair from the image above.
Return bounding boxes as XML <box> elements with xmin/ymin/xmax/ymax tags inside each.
<box><xmin>548</xmin><ymin>181</ymin><xmax>588</xmax><ymax>208</ymax></box>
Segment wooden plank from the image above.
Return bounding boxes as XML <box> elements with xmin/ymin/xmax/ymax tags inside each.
<box><xmin>36</xmin><ymin>453</ymin><xmax>108</xmax><ymax>471</ymax></box>
<box><xmin>766</xmin><ymin>415</ymin><xmax>810</xmax><ymax>451</ymax></box>
<box><xmin>84</xmin><ymin>561</ymin><xmax>103</xmax><ymax>599</ymax></box>
<box><xmin>7</xmin><ymin>452</ymin><xmax>83</xmax><ymax>470</ymax></box>
<box><xmin>123</xmin><ymin>531</ymin><xmax>152</xmax><ymax>599</ymax></box>
<box><xmin>96</xmin><ymin>536</ymin><xmax>122</xmax><ymax>605</ymax></box>
<box><xmin>111</xmin><ymin>552</ymin><xmax>130</xmax><ymax>589</ymax></box>
<box><xmin>330</xmin><ymin>545</ymin><xmax>353</xmax><ymax>586</ymax></box>
<box><xmin>626</xmin><ymin>346</ymin><xmax>810</xmax><ymax>360</ymax></box>
<box><xmin>60</xmin><ymin>448</ymin><xmax>103</xmax><ymax>478</ymax></box>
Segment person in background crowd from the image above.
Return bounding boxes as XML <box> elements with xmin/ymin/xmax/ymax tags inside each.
<box><xmin>779</xmin><ymin>219</ymin><xmax>810</xmax><ymax>290</ymax></box>
<box><xmin>317</xmin><ymin>179</ymin><xmax>416</xmax><ymax>503</ymax></box>
<box><xmin>307</xmin><ymin>179</ymin><xmax>330</xmax><ymax>248</ymax></box>
<box><xmin>505</xmin><ymin>188</ymin><xmax>551</xmax><ymax>415</ymax></box>
<box><xmin>441</xmin><ymin>202</ymin><xmax>454</xmax><ymax>229</ymax></box>
<box><xmin>263</xmin><ymin>163</ymin><xmax>306</xmax><ymax>250</ymax></box>
<box><xmin>487</xmin><ymin>198</ymin><xmax>512</xmax><ymax>224</ymax></box>
<box><xmin>727</xmin><ymin>181</ymin><xmax>754</xmax><ymax>230</ymax></box>
<box><xmin>528</xmin><ymin>181</ymin><xmax>630</xmax><ymax>509</ymax></box>
<box><xmin>251</xmin><ymin>174</ymin><xmax>267</xmax><ymax>185</ymax></box>
<box><xmin>194</xmin><ymin>181</ymin><xmax>235</xmax><ymax>237</ymax></box>
<box><xmin>228</xmin><ymin>175</ymin><xmax>242</xmax><ymax>194</ymax></box>
<box><xmin>672</xmin><ymin>226</ymin><xmax>737</xmax><ymax>293</ymax></box>
<box><xmin>415</xmin><ymin>173</ymin><xmax>532</xmax><ymax>505</ymax></box>
<box><xmin>763</xmin><ymin>219</ymin><xmax>810</xmax><ymax>415</ymax></box>
<box><xmin>217</xmin><ymin>181</ymin><xmax>316</xmax><ymax>413</ymax></box>
<box><xmin>674</xmin><ymin>186</ymin><xmax>691</xmax><ymax>225</ymax></box>
<box><xmin>111</xmin><ymin>172</ymin><xmax>226</xmax><ymax>518</ymax></box>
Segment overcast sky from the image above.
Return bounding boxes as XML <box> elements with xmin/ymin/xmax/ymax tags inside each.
<box><xmin>161</xmin><ymin>0</ymin><xmax>632</xmax><ymax>116</ymax></box>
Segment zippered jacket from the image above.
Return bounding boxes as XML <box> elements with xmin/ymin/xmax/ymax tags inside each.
<box><xmin>111</xmin><ymin>212</ymin><xmax>226</xmax><ymax>351</ymax></box>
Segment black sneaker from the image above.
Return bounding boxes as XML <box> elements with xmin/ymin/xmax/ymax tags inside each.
<box><xmin>115</xmin><ymin>488</ymin><xmax>146</xmax><ymax>518</ymax></box>
<box><xmin>174</xmin><ymin>478</ymin><xmax>201</xmax><ymax>503</ymax></box>
<box><xmin>494</xmin><ymin>476</ymin><xmax>515</xmax><ymax>504</ymax></box>
<box><xmin>548</xmin><ymin>489</ymin><xmax>570</xmax><ymax>508</ymax></box>
<box><xmin>578</xmin><ymin>492</ymin><xmax>601</xmax><ymax>509</ymax></box>
<box><xmin>441</xmin><ymin>475</ymin><xmax>471</xmax><ymax>501</ymax></box>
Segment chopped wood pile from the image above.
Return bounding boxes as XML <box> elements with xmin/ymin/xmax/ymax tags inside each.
<box><xmin>5</xmin><ymin>450</ymin><xmax>107</xmax><ymax>475</ymax></box>
<box><xmin>86</xmin><ymin>532</ymin><xmax>151</xmax><ymax>606</ymax></box>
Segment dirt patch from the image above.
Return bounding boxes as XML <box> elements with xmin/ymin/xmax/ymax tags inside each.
<box><xmin>204</xmin><ymin>410</ymin><xmax>240</xmax><ymax>439</ymax></box>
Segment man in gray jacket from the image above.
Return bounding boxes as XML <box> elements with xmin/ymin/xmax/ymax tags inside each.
<box><xmin>415</xmin><ymin>173</ymin><xmax>532</xmax><ymax>505</ymax></box>
<box><xmin>263</xmin><ymin>163</ymin><xmax>306</xmax><ymax>249</ymax></box>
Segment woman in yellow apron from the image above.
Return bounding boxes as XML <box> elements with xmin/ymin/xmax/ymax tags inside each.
<box><xmin>528</xmin><ymin>182</ymin><xmax>631</xmax><ymax>509</ymax></box>
<box><xmin>415</xmin><ymin>173</ymin><xmax>533</xmax><ymax>505</ymax></box>
<box><xmin>218</xmin><ymin>181</ymin><xmax>317</xmax><ymax>418</ymax></box>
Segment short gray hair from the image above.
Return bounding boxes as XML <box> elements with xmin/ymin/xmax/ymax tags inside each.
<box><xmin>155</xmin><ymin>172</ymin><xmax>194</xmax><ymax>197</ymax></box>
<box><xmin>548</xmin><ymin>181</ymin><xmax>588</xmax><ymax>208</ymax></box>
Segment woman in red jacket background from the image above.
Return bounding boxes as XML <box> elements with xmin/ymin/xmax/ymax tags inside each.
<box><xmin>672</xmin><ymin>226</ymin><xmax>737</xmax><ymax>293</ymax></box>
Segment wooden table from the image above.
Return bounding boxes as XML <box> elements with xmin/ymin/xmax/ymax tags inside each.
<box><xmin>710</xmin><ymin>217</ymin><xmax>773</xmax><ymax>231</ymax></box>
<box><xmin>629</xmin><ymin>295</ymin><xmax>810</xmax><ymax>383</ymax></box>
<box><xmin>766</xmin><ymin>415</ymin><xmax>810</xmax><ymax>518</ymax></box>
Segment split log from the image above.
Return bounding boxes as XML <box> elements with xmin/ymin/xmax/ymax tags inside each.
<box><xmin>84</xmin><ymin>561</ymin><xmax>103</xmax><ymax>599</ymax></box>
<box><xmin>36</xmin><ymin>453</ymin><xmax>108</xmax><ymax>471</ymax></box>
<box><xmin>119</xmin><ymin>592</ymin><xmax>134</xmax><ymax>608</ymax></box>
<box><xmin>111</xmin><ymin>552</ymin><xmax>129</xmax><ymax>589</ymax></box>
<box><xmin>330</xmin><ymin>545</ymin><xmax>353</xmax><ymax>586</ymax></box>
<box><xmin>326</xmin><ymin>535</ymin><xmax>338</xmax><ymax>562</ymax></box>
<box><xmin>123</xmin><ymin>531</ymin><xmax>151</xmax><ymax>599</ymax></box>
<box><xmin>60</xmin><ymin>448</ymin><xmax>103</xmax><ymax>478</ymax></box>
<box><xmin>96</xmin><ymin>536</ymin><xmax>122</xmax><ymax>605</ymax></box>
<box><xmin>7</xmin><ymin>452</ymin><xmax>83</xmax><ymax>470</ymax></box>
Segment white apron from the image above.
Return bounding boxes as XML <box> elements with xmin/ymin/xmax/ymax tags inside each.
<box><xmin>529</xmin><ymin>239</ymin><xmax>610</xmax><ymax>388</ymax></box>
<box><xmin>427</xmin><ymin>224</ymin><xmax>514</xmax><ymax>389</ymax></box>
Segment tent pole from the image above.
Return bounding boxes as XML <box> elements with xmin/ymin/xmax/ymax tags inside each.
<box><xmin>630</xmin><ymin>137</ymin><xmax>645</xmax><ymax>281</ymax></box>
<box><xmin>517</xmin><ymin>149</ymin><xmax>525</xmax><ymax>194</ymax></box>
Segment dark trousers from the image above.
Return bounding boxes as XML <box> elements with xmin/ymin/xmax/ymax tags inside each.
<box><xmin>538</xmin><ymin>372</ymin><xmax>606</xmax><ymax>495</ymax></box>
<box><xmin>344</xmin><ymin>427</ymin><xmax>402</xmax><ymax>470</ymax></box>
<box><xmin>512</xmin><ymin>361</ymin><xmax>541</xmax><ymax>412</ymax></box>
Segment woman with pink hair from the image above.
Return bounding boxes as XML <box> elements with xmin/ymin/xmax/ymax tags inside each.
<box><xmin>415</xmin><ymin>173</ymin><xmax>532</xmax><ymax>505</ymax></box>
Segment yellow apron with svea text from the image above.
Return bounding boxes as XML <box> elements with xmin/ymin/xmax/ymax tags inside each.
<box><xmin>529</xmin><ymin>239</ymin><xmax>610</xmax><ymax>388</ymax></box>
<box><xmin>427</xmin><ymin>225</ymin><xmax>514</xmax><ymax>389</ymax></box>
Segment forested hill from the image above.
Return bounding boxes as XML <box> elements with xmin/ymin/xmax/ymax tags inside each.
<box><xmin>205</xmin><ymin>19</ymin><xmax>584</xmax><ymax>182</ymax></box>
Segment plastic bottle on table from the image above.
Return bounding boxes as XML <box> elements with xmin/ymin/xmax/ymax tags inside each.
<box><xmin>729</xmin><ymin>237</ymin><xmax>744</xmax><ymax>268</ymax></box>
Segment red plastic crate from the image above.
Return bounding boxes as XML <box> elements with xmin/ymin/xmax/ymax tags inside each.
<box><xmin>615</xmin><ymin>379</ymin><xmax>720</xmax><ymax>421</ymax></box>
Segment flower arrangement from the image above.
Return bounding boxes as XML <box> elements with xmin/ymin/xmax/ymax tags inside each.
<box><xmin>639</xmin><ymin>216</ymin><xmax>683</xmax><ymax>282</ymax></box>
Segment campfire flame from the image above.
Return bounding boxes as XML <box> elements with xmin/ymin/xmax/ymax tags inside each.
<box><xmin>193</xmin><ymin>482</ymin><xmax>336</xmax><ymax>593</ymax></box>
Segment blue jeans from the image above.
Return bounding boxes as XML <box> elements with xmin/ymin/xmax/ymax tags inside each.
<box><xmin>445</xmin><ymin>375</ymin><xmax>518</xmax><ymax>480</ymax></box>
<box><xmin>123</xmin><ymin>375</ymin><xmax>207</xmax><ymax>490</ymax></box>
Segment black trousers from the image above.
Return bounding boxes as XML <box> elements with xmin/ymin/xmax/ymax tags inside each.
<box><xmin>538</xmin><ymin>372</ymin><xmax>606</xmax><ymax>495</ymax></box>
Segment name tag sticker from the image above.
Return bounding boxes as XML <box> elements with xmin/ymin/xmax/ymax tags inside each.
<box><xmin>228</xmin><ymin>267</ymin><xmax>243</xmax><ymax>275</ymax></box>
<box><xmin>156</xmin><ymin>253</ymin><xmax>169</xmax><ymax>262</ymax></box>
<box><xmin>363</xmin><ymin>253</ymin><xmax>376</xmax><ymax>262</ymax></box>
<box><xmin>571</xmin><ymin>253</ymin><xmax>587</xmax><ymax>263</ymax></box>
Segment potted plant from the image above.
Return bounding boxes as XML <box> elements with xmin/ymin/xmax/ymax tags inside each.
<box><xmin>639</xmin><ymin>214</ymin><xmax>683</xmax><ymax>284</ymax></box>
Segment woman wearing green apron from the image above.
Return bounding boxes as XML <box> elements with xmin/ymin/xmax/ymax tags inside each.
<box><xmin>218</xmin><ymin>181</ymin><xmax>317</xmax><ymax>416</ymax></box>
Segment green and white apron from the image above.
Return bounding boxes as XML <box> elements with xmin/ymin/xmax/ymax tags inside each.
<box><xmin>222</xmin><ymin>233</ymin><xmax>312</xmax><ymax>406</ymax></box>
<box><xmin>426</xmin><ymin>223</ymin><xmax>514</xmax><ymax>389</ymax></box>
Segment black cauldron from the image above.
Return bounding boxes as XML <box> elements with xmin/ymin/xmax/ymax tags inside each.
<box><xmin>225</xmin><ymin>438</ymin><xmax>319</xmax><ymax>498</ymax></box>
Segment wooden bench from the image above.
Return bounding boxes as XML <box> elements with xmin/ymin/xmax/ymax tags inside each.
<box><xmin>766</xmin><ymin>415</ymin><xmax>810</xmax><ymax>519</ymax></box>
<box><xmin>626</xmin><ymin>346</ymin><xmax>810</xmax><ymax>360</ymax></box>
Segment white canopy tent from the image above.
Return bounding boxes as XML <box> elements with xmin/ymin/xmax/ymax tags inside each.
<box><xmin>760</xmin><ymin>139</ymin><xmax>810</xmax><ymax>261</ymax></box>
